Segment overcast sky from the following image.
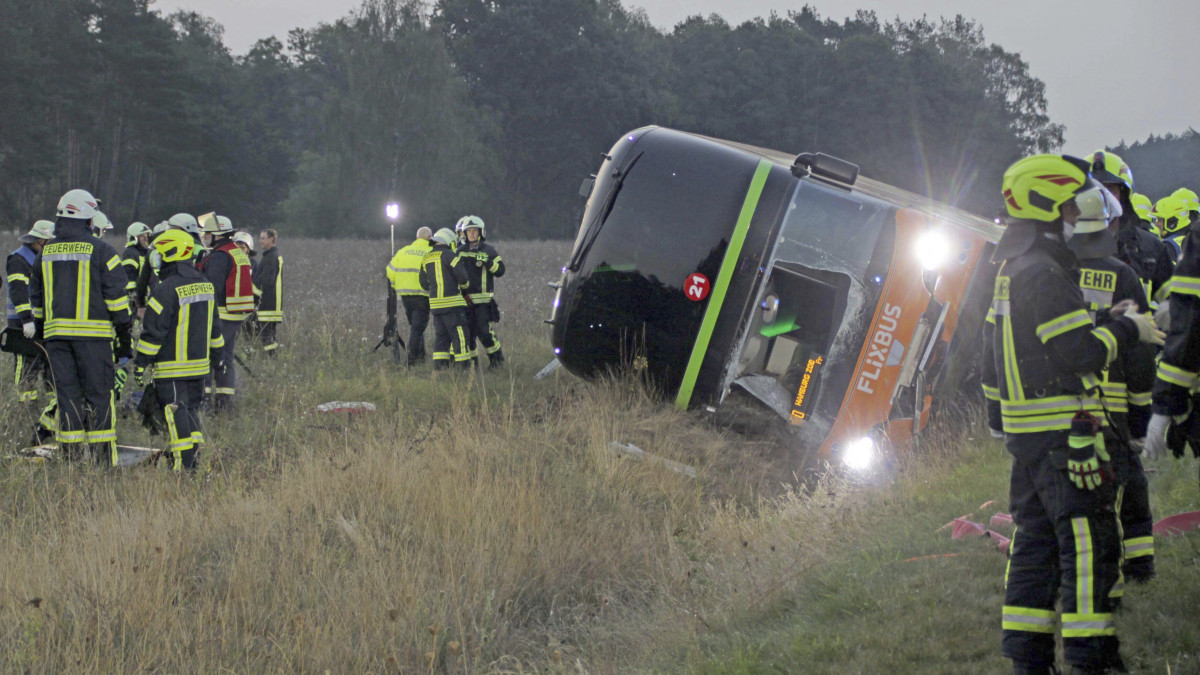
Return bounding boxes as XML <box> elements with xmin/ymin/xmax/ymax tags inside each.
<box><xmin>157</xmin><ymin>0</ymin><xmax>1198</xmax><ymax>157</ymax></box>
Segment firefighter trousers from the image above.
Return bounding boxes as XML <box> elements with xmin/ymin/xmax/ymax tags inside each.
<box><xmin>45</xmin><ymin>339</ymin><xmax>116</xmax><ymax>465</ymax></box>
<box><xmin>259</xmin><ymin>321</ymin><xmax>279</xmax><ymax>355</ymax></box>
<box><xmin>431</xmin><ymin>308</ymin><xmax>473</xmax><ymax>369</ymax></box>
<box><xmin>400</xmin><ymin>294</ymin><xmax>429</xmax><ymax>365</ymax></box>
<box><xmin>210</xmin><ymin>317</ymin><xmax>243</xmax><ymax>411</ymax></box>
<box><xmin>156</xmin><ymin>378</ymin><xmax>204</xmax><ymax>470</ymax></box>
<box><xmin>1111</xmin><ymin>443</ymin><xmax>1154</xmax><ymax>585</ymax></box>
<box><xmin>466</xmin><ymin>302</ymin><xmax>503</xmax><ymax>362</ymax></box>
<box><xmin>1002</xmin><ymin>443</ymin><xmax>1122</xmax><ymax>671</ymax></box>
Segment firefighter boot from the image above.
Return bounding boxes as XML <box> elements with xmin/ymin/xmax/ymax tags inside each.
<box><xmin>1014</xmin><ymin>663</ymin><xmax>1060</xmax><ymax>674</ymax></box>
<box><xmin>488</xmin><ymin>349</ymin><xmax>505</xmax><ymax>370</ymax></box>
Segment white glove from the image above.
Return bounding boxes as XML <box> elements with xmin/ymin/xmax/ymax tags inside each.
<box><xmin>1127</xmin><ymin>311</ymin><xmax>1165</xmax><ymax>346</ymax></box>
<box><xmin>1143</xmin><ymin>413</ymin><xmax>1171</xmax><ymax>460</ymax></box>
<box><xmin>22</xmin><ymin>322</ymin><xmax>35</xmax><ymax>339</ymax></box>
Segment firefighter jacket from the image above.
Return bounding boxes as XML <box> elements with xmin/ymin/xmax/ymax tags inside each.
<box><xmin>198</xmin><ymin>238</ymin><xmax>255</xmax><ymax>322</ymax></box>
<box><xmin>1070</xmin><ymin>250</ymin><xmax>1155</xmax><ymax>435</ymax></box>
<box><xmin>30</xmin><ymin>219</ymin><xmax>131</xmax><ymax>340</ymax></box>
<box><xmin>135</xmin><ymin>261</ymin><xmax>225</xmax><ymax>380</ymax></box>
<box><xmin>388</xmin><ymin>238</ymin><xmax>432</xmax><ymax>297</ymax></box>
<box><xmin>1115</xmin><ymin>216</ymin><xmax>1174</xmax><ymax>306</ymax></box>
<box><xmin>6</xmin><ymin>245</ymin><xmax>38</xmax><ymax>323</ymax></box>
<box><xmin>1152</xmin><ymin>224</ymin><xmax>1200</xmax><ymax>416</ymax></box>
<box><xmin>253</xmin><ymin>246</ymin><xmax>283</xmax><ymax>323</ymax></box>
<box><xmin>457</xmin><ymin>241</ymin><xmax>505</xmax><ymax>304</ymax></box>
<box><xmin>121</xmin><ymin>243</ymin><xmax>152</xmax><ymax>305</ymax></box>
<box><xmin>980</xmin><ymin>225</ymin><xmax>1140</xmax><ymax>455</ymax></box>
<box><xmin>419</xmin><ymin>244</ymin><xmax>469</xmax><ymax>313</ymax></box>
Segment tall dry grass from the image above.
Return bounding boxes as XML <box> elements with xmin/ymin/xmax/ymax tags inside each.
<box><xmin>0</xmin><ymin>235</ymin><xmax>1040</xmax><ymax>673</ymax></box>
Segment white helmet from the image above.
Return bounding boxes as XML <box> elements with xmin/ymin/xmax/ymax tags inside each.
<box><xmin>454</xmin><ymin>215</ymin><xmax>485</xmax><ymax>238</ymax></box>
<box><xmin>168</xmin><ymin>213</ymin><xmax>200</xmax><ymax>235</ymax></box>
<box><xmin>19</xmin><ymin>220</ymin><xmax>55</xmax><ymax>244</ymax></box>
<box><xmin>199</xmin><ymin>212</ymin><xmax>234</xmax><ymax>234</ymax></box>
<box><xmin>232</xmin><ymin>231</ymin><xmax>255</xmax><ymax>251</ymax></box>
<box><xmin>127</xmin><ymin>221</ymin><xmax>152</xmax><ymax>243</ymax></box>
<box><xmin>1075</xmin><ymin>183</ymin><xmax>1124</xmax><ymax>235</ymax></box>
<box><xmin>92</xmin><ymin>211</ymin><xmax>113</xmax><ymax>234</ymax></box>
<box><xmin>56</xmin><ymin>189</ymin><xmax>99</xmax><ymax>220</ymax></box>
<box><xmin>432</xmin><ymin>227</ymin><xmax>458</xmax><ymax>247</ymax></box>
<box><xmin>152</xmin><ymin>221</ymin><xmax>170</xmax><ymax>235</ymax></box>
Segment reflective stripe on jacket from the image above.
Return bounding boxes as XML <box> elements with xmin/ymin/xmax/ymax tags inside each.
<box><xmin>388</xmin><ymin>239</ymin><xmax>432</xmax><ymax>297</ymax></box>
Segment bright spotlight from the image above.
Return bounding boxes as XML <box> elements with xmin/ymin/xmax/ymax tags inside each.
<box><xmin>385</xmin><ymin>202</ymin><xmax>400</xmax><ymax>221</ymax></box>
<box><xmin>914</xmin><ymin>230</ymin><xmax>950</xmax><ymax>270</ymax></box>
<box><xmin>843</xmin><ymin>436</ymin><xmax>875</xmax><ymax>471</ymax></box>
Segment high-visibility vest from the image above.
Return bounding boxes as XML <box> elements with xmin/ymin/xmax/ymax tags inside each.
<box><xmin>387</xmin><ymin>239</ymin><xmax>432</xmax><ymax>297</ymax></box>
<box><xmin>209</xmin><ymin>241</ymin><xmax>256</xmax><ymax>321</ymax></box>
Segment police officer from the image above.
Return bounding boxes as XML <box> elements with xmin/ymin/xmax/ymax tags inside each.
<box><xmin>985</xmin><ymin>155</ymin><xmax>1163</xmax><ymax>675</ymax></box>
<box><xmin>419</xmin><ymin>227</ymin><xmax>473</xmax><ymax>370</ymax></box>
<box><xmin>455</xmin><ymin>216</ymin><xmax>506</xmax><ymax>368</ymax></box>
<box><xmin>121</xmin><ymin>222</ymin><xmax>153</xmax><ymax>314</ymax></box>
<box><xmin>30</xmin><ymin>189</ymin><xmax>133</xmax><ymax>464</ymax></box>
<box><xmin>196</xmin><ymin>213</ymin><xmax>255</xmax><ymax>411</ymax></box>
<box><xmin>252</xmin><ymin>228</ymin><xmax>282</xmax><ymax>355</ymax></box>
<box><xmin>386</xmin><ymin>227</ymin><xmax>432</xmax><ymax>365</ymax></box>
<box><xmin>134</xmin><ymin>231</ymin><xmax>224</xmax><ymax>470</ymax></box>
<box><xmin>1068</xmin><ymin>187</ymin><xmax>1157</xmax><ymax>589</ymax></box>
<box><xmin>1089</xmin><ymin>150</ymin><xmax>1174</xmax><ymax>306</ymax></box>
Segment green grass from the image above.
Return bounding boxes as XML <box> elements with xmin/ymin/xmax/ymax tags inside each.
<box><xmin>1</xmin><ymin>236</ymin><xmax>1198</xmax><ymax>673</ymax></box>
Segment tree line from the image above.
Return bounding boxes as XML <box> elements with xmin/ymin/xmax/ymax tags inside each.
<box><xmin>0</xmin><ymin>0</ymin><xmax>1174</xmax><ymax>239</ymax></box>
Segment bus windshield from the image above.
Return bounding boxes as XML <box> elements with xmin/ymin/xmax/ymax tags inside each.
<box><xmin>732</xmin><ymin>180</ymin><xmax>896</xmax><ymax>441</ymax></box>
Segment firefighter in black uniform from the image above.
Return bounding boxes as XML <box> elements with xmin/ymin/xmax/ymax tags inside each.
<box><xmin>1068</xmin><ymin>187</ymin><xmax>1157</xmax><ymax>591</ymax></box>
<box><xmin>121</xmin><ymin>222</ymin><xmax>153</xmax><ymax>315</ymax></box>
<box><xmin>1089</xmin><ymin>151</ymin><xmax>1174</xmax><ymax>309</ymax></box>
<box><xmin>253</xmin><ymin>228</ymin><xmax>283</xmax><ymax>355</ymax></box>
<box><xmin>454</xmin><ymin>215</ymin><xmax>506</xmax><ymax>368</ymax></box>
<box><xmin>30</xmin><ymin>189</ymin><xmax>133</xmax><ymax>464</ymax></box>
<box><xmin>983</xmin><ymin>155</ymin><xmax>1164</xmax><ymax>675</ymax></box>
<box><xmin>1145</xmin><ymin>193</ymin><xmax>1200</xmax><ymax>464</ymax></box>
<box><xmin>419</xmin><ymin>227</ymin><xmax>473</xmax><ymax>370</ymax></box>
<box><xmin>134</xmin><ymin>230</ymin><xmax>224</xmax><ymax>470</ymax></box>
<box><xmin>7</xmin><ymin>220</ymin><xmax>58</xmax><ymax>443</ymax></box>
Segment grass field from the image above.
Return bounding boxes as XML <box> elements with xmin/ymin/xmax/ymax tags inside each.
<box><xmin>1</xmin><ymin>236</ymin><xmax>1198</xmax><ymax>673</ymax></box>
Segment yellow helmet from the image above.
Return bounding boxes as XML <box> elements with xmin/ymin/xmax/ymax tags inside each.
<box><xmin>1130</xmin><ymin>193</ymin><xmax>1153</xmax><ymax>221</ymax></box>
<box><xmin>1152</xmin><ymin>195</ymin><xmax>1190</xmax><ymax>236</ymax></box>
<box><xmin>152</xmin><ymin>229</ymin><xmax>196</xmax><ymax>263</ymax></box>
<box><xmin>1001</xmin><ymin>154</ymin><xmax>1092</xmax><ymax>223</ymax></box>
<box><xmin>1088</xmin><ymin>150</ymin><xmax>1134</xmax><ymax>191</ymax></box>
<box><xmin>1173</xmin><ymin>187</ymin><xmax>1199</xmax><ymax>214</ymax></box>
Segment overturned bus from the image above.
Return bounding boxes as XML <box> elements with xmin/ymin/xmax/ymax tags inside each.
<box><xmin>548</xmin><ymin>126</ymin><xmax>1001</xmax><ymax>467</ymax></box>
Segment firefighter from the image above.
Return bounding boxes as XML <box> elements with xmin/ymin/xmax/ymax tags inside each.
<box><xmin>454</xmin><ymin>216</ymin><xmax>506</xmax><ymax>368</ymax></box>
<box><xmin>386</xmin><ymin>227</ymin><xmax>432</xmax><ymax>365</ymax></box>
<box><xmin>419</xmin><ymin>227</ymin><xmax>473</xmax><ymax>370</ymax></box>
<box><xmin>1089</xmin><ymin>150</ymin><xmax>1174</xmax><ymax>306</ymax></box>
<box><xmin>197</xmin><ymin>213</ymin><xmax>255</xmax><ymax>411</ymax></box>
<box><xmin>133</xmin><ymin>230</ymin><xmax>224</xmax><ymax>470</ymax></box>
<box><xmin>253</xmin><ymin>228</ymin><xmax>282</xmax><ymax>355</ymax></box>
<box><xmin>121</xmin><ymin>222</ymin><xmax>153</xmax><ymax>314</ymax></box>
<box><xmin>1068</xmin><ymin>187</ymin><xmax>1157</xmax><ymax>589</ymax></box>
<box><xmin>30</xmin><ymin>189</ymin><xmax>133</xmax><ymax>464</ymax></box>
<box><xmin>1145</xmin><ymin>191</ymin><xmax>1200</xmax><ymax>465</ymax></box>
<box><xmin>7</xmin><ymin>220</ymin><xmax>57</xmax><ymax>442</ymax></box>
<box><xmin>985</xmin><ymin>155</ymin><xmax>1163</xmax><ymax>674</ymax></box>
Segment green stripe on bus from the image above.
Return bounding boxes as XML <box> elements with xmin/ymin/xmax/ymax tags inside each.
<box><xmin>675</xmin><ymin>158</ymin><xmax>772</xmax><ymax>410</ymax></box>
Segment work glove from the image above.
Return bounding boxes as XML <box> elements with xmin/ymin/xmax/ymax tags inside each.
<box><xmin>210</xmin><ymin>349</ymin><xmax>224</xmax><ymax>373</ymax></box>
<box><xmin>22</xmin><ymin>321</ymin><xmax>35</xmax><ymax>339</ymax></box>
<box><xmin>1066</xmin><ymin>412</ymin><xmax>1109</xmax><ymax>491</ymax></box>
<box><xmin>114</xmin><ymin>367</ymin><xmax>128</xmax><ymax>397</ymax></box>
<box><xmin>1127</xmin><ymin>311</ymin><xmax>1165</xmax><ymax>346</ymax></box>
<box><xmin>1143</xmin><ymin>413</ymin><xmax>1171</xmax><ymax>460</ymax></box>
<box><xmin>134</xmin><ymin>366</ymin><xmax>147</xmax><ymax>388</ymax></box>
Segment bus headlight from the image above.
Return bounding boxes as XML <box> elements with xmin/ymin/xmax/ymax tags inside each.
<box><xmin>915</xmin><ymin>230</ymin><xmax>950</xmax><ymax>270</ymax></box>
<box><xmin>842</xmin><ymin>436</ymin><xmax>875</xmax><ymax>471</ymax></box>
